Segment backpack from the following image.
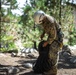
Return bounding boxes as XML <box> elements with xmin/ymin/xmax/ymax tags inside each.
<box><xmin>55</xmin><ymin>21</ymin><xmax>64</xmax><ymax>44</ymax></box>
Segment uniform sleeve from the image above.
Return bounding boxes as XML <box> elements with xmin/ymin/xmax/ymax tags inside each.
<box><xmin>47</xmin><ymin>23</ymin><xmax>57</xmax><ymax>44</ymax></box>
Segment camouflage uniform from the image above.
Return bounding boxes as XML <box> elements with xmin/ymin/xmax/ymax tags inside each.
<box><xmin>40</xmin><ymin>14</ymin><xmax>63</xmax><ymax>75</ymax></box>
<box><xmin>33</xmin><ymin>14</ymin><xmax>63</xmax><ymax>75</ymax></box>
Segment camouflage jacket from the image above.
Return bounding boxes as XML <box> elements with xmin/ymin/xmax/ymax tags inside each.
<box><xmin>41</xmin><ymin>14</ymin><xmax>61</xmax><ymax>44</ymax></box>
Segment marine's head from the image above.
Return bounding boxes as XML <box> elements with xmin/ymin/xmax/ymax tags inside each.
<box><xmin>33</xmin><ymin>10</ymin><xmax>45</xmax><ymax>24</ymax></box>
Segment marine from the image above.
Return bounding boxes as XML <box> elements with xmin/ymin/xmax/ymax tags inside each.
<box><xmin>33</xmin><ymin>10</ymin><xmax>64</xmax><ymax>75</ymax></box>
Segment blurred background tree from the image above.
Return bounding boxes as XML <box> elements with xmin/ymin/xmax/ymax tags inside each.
<box><xmin>0</xmin><ymin>0</ymin><xmax>76</xmax><ymax>52</ymax></box>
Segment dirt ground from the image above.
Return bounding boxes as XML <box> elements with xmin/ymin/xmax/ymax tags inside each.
<box><xmin>0</xmin><ymin>53</ymin><xmax>76</xmax><ymax>75</ymax></box>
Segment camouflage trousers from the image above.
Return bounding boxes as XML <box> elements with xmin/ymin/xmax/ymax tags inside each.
<box><xmin>44</xmin><ymin>66</ymin><xmax>57</xmax><ymax>75</ymax></box>
<box><xmin>33</xmin><ymin>40</ymin><xmax>61</xmax><ymax>75</ymax></box>
<box><xmin>44</xmin><ymin>40</ymin><xmax>61</xmax><ymax>75</ymax></box>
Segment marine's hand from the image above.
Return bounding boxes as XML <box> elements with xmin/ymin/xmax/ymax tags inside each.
<box><xmin>43</xmin><ymin>41</ymin><xmax>48</xmax><ymax>47</ymax></box>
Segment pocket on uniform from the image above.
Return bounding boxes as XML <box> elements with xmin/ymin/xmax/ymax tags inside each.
<box><xmin>50</xmin><ymin>41</ymin><xmax>59</xmax><ymax>51</ymax></box>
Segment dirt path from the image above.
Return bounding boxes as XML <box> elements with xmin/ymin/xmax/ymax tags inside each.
<box><xmin>0</xmin><ymin>53</ymin><xmax>76</xmax><ymax>75</ymax></box>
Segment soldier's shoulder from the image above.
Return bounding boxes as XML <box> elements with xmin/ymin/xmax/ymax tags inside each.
<box><xmin>45</xmin><ymin>14</ymin><xmax>54</xmax><ymax>23</ymax></box>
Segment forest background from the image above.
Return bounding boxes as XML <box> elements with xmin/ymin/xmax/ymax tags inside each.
<box><xmin>0</xmin><ymin>0</ymin><xmax>76</xmax><ymax>52</ymax></box>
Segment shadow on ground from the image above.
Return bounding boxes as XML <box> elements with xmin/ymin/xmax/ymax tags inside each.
<box><xmin>0</xmin><ymin>53</ymin><xmax>76</xmax><ymax>75</ymax></box>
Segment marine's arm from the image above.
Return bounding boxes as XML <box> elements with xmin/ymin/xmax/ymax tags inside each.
<box><xmin>47</xmin><ymin>23</ymin><xmax>57</xmax><ymax>44</ymax></box>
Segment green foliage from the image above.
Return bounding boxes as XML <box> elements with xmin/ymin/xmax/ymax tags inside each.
<box><xmin>68</xmin><ymin>28</ymin><xmax>76</xmax><ymax>45</ymax></box>
<box><xmin>1</xmin><ymin>0</ymin><xmax>76</xmax><ymax>52</ymax></box>
<box><xmin>8</xmin><ymin>42</ymin><xmax>16</xmax><ymax>50</ymax></box>
<box><xmin>0</xmin><ymin>36</ymin><xmax>16</xmax><ymax>52</ymax></box>
<box><xmin>24</xmin><ymin>5</ymin><xmax>32</xmax><ymax>13</ymax></box>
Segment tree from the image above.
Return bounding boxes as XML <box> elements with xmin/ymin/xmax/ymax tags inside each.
<box><xmin>1</xmin><ymin>0</ymin><xmax>19</xmax><ymax>52</ymax></box>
